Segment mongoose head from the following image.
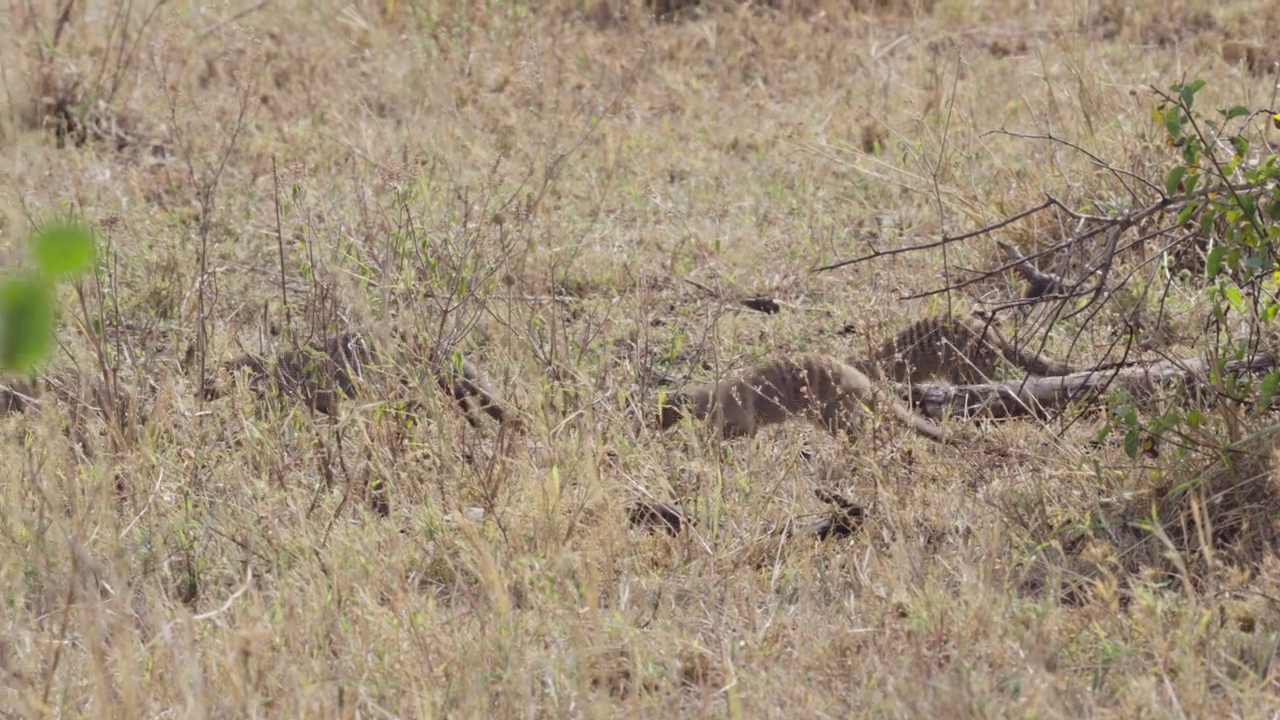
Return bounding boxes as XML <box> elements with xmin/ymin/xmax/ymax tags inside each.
<box><xmin>657</xmin><ymin>392</ymin><xmax>690</xmax><ymax>430</ymax></box>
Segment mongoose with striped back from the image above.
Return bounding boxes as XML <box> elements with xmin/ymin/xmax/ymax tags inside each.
<box><xmin>847</xmin><ymin>313</ymin><xmax>1075</xmax><ymax>385</ymax></box>
<box><xmin>658</xmin><ymin>353</ymin><xmax>945</xmax><ymax>443</ymax></box>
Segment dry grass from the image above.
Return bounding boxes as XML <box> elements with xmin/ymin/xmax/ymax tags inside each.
<box><xmin>3</xmin><ymin>0</ymin><xmax>1280</xmax><ymax>716</ymax></box>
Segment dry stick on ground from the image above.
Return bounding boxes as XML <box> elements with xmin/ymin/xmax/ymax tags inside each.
<box><xmin>901</xmin><ymin>353</ymin><xmax>1277</xmax><ymax>422</ymax></box>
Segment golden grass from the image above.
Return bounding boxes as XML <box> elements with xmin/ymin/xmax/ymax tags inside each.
<box><xmin>3</xmin><ymin>0</ymin><xmax>1280</xmax><ymax>715</ymax></box>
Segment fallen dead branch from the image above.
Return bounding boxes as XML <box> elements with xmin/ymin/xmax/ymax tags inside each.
<box><xmin>903</xmin><ymin>353</ymin><xmax>1278</xmax><ymax>421</ymax></box>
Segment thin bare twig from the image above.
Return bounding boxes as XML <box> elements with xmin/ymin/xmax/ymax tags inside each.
<box><xmin>813</xmin><ymin>196</ymin><xmax>1057</xmax><ymax>273</ymax></box>
<box><xmin>983</xmin><ymin>129</ymin><xmax>1161</xmax><ymax>199</ymax></box>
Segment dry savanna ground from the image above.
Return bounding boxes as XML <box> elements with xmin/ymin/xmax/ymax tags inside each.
<box><xmin>3</xmin><ymin>0</ymin><xmax>1280</xmax><ymax>716</ymax></box>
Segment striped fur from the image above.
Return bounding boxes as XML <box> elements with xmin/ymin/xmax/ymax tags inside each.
<box><xmin>659</xmin><ymin>354</ymin><xmax>944</xmax><ymax>442</ymax></box>
<box><xmin>848</xmin><ymin>314</ymin><xmax>1073</xmax><ymax>385</ymax></box>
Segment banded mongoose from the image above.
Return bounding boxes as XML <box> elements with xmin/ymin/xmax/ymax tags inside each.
<box><xmin>659</xmin><ymin>354</ymin><xmax>945</xmax><ymax>442</ymax></box>
<box><xmin>848</xmin><ymin>314</ymin><xmax>1074</xmax><ymax>385</ymax></box>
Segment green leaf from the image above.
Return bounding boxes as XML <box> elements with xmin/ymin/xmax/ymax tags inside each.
<box><xmin>32</xmin><ymin>224</ymin><xmax>95</xmax><ymax>278</ymax></box>
<box><xmin>0</xmin><ymin>273</ymin><xmax>55</xmax><ymax>372</ymax></box>
<box><xmin>1239</xmin><ymin>194</ymin><xmax>1257</xmax><ymax>222</ymax></box>
<box><xmin>1256</xmin><ymin>371</ymin><xmax>1280</xmax><ymax>416</ymax></box>
<box><xmin>1181</xmin><ymin>142</ymin><xmax>1200</xmax><ymax>166</ymax></box>
<box><xmin>1176</xmin><ymin>201</ymin><xmax>1199</xmax><ymax>226</ymax></box>
<box><xmin>1200</xmin><ymin>212</ymin><xmax>1217</xmax><ymax>238</ymax></box>
<box><xmin>1206</xmin><ymin>245</ymin><xmax>1226</xmax><ymax>278</ymax></box>
<box><xmin>1123</xmin><ymin>427</ymin><xmax>1140</xmax><ymax>459</ymax></box>
<box><xmin>1225</xmin><ymin>284</ymin><xmax>1244</xmax><ymax>311</ymax></box>
<box><xmin>1183</xmin><ymin>171</ymin><xmax>1199</xmax><ymax>195</ymax></box>
<box><xmin>1179</xmin><ymin>78</ymin><xmax>1205</xmax><ymax>108</ymax></box>
<box><xmin>1186</xmin><ymin>409</ymin><xmax>1203</xmax><ymax>429</ymax></box>
<box><xmin>1165</xmin><ymin>166</ymin><xmax>1186</xmax><ymax>197</ymax></box>
<box><xmin>1165</xmin><ymin>106</ymin><xmax>1183</xmax><ymax>138</ymax></box>
<box><xmin>1223</xmin><ymin>105</ymin><xmax>1249</xmax><ymax>120</ymax></box>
